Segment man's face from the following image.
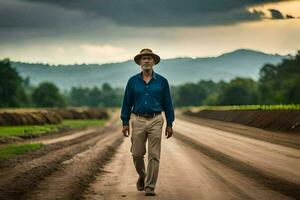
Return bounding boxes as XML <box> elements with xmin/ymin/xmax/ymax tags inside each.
<box><xmin>140</xmin><ymin>55</ymin><xmax>154</xmax><ymax>71</ymax></box>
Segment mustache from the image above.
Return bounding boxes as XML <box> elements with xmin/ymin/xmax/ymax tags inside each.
<box><xmin>142</xmin><ymin>65</ymin><xmax>151</xmax><ymax>68</ymax></box>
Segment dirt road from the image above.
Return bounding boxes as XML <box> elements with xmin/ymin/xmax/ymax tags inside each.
<box><xmin>0</xmin><ymin>112</ymin><xmax>299</xmax><ymax>200</ymax></box>
<box><xmin>85</xmin><ymin>117</ymin><xmax>299</xmax><ymax>200</ymax></box>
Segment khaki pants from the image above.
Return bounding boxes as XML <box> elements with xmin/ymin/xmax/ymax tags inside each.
<box><xmin>130</xmin><ymin>113</ymin><xmax>164</xmax><ymax>190</ymax></box>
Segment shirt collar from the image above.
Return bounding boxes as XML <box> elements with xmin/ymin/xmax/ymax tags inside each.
<box><xmin>139</xmin><ymin>70</ymin><xmax>157</xmax><ymax>80</ymax></box>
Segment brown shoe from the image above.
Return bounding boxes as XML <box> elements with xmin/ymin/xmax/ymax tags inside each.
<box><xmin>145</xmin><ymin>187</ymin><xmax>156</xmax><ymax>196</ymax></box>
<box><xmin>136</xmin><ymin>177</ymin><xmax>145</xmax><ymax>191</ymax></box>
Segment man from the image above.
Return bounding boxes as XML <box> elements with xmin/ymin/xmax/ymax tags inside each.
<box><xmin>120</xmin><ymin>48</ymin><xmax>175</xmax><ymax>196</ymax></box>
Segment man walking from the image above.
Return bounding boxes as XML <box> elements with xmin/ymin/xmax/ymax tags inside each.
<box><xmin>120</xmin><ymin>48</ymin><xmax>175</xmax><ymax>196</ymax></box>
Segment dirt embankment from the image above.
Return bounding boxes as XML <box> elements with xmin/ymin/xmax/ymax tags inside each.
<box><xmin>0</xmin><ymin>107</ymin><xmax>108</xmax><ymax>126</ymax></box>
<box><xmin>184</xmin><ymin>109</ymin><xmax>300</xmax><ymax>133</ymax></box>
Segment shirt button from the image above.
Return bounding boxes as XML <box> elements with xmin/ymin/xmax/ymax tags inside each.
<box><xmin>146</xmin><ymin>93</ymin><xmax>148</xmax><ymax>95</ymax></box>
<box><xmin>146</xmin><ymin>86</ymin><xmax>148</xmax><ymax>88</ymax></box>
<box><xmin>145</xmin><ymin>102</ymin><xmax>147</xmax><ymax>104</ymax></box>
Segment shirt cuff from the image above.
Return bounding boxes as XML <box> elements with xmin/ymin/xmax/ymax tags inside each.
<box><xmin>122</xmin><ymin>121</ymin><xmax>129</xmax><ymax>126</ymax></box>
<box><xmin>167</xmin><ymin>121</ymin><xmax>173</xmax><ymax>127</ymax></box>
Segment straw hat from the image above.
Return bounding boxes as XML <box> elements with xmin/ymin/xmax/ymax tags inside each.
<box><xmin>134</xmin><ymin>48</ymin><xmax>160</xmax><ymax>65</ymax></box>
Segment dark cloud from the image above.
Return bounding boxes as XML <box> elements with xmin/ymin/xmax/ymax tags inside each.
<box><xmin>286</xmin><ymin>14</ymin><xmax>295</xmax><ymax>19</ymax></box>
<box><xmin>0</xmin><ymin>1</ymin><xmax>87</xmax><ymax>28</ymax></box>
<box><xmin>1</xmin><ymin>0</ymin><xmax>283</xmax><ymax>28</ymax></box>
<box><xmin>0</xmin><ymin>0</ymin><xmax>111</xmax><ymax>28</ymax></box>
<box><xmin>252</xmin><ymin>9</ymin><xmax>266</xmax><ymax>17</ymax></box>
<box><xmin>0</xmin><ymin>0</ymin><xmax>296</xmax><ymax>45</ymax></box>
<box><xmin>0</xmin><ymin>0</ymin><xmax>114</xmax><ymax>43</ymax></box>
<box><xmin>268</xmin><ymin>8</ymin><xmax>296</xmax><ymax>20</ymax></box>
<box><xmin>268</xmin><ymin>9</ymin><xmax>285</xmax><ymax>19</ymax></box>
<box><xmin>285</xmin><ymin>15</ymin><xmax>295</xmax><ymax>19</ymax></box>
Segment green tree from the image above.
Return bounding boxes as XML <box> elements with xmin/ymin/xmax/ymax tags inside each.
<box><xmin>0</xmin><ymin>58</ymin><xmax>29</xmax><ymax>107</ymax></box>
<box><xmin>174</xmin><ymin>83</ymin><xmax>207</xmax><ymax>107</ymax></box>
<box><xmin>217</xmin><ymin>77</ymin><xmax>258</xmax><ymax>105</ymax></box>
<box><xmin>87</xmin><ymin>86</ymin><xmax>102</xmax><ymax>107</ymax></box>
<box><xmin>32</xmin><ymin>82</ymin><xmax>66</xmax><ymax>107</ymax></box>
<box><xmin>258</xmin><ymin>51</ymin><xmax>300</xmax><ymax>104</ymax></box>
<box><xmin>198</xmin><ymin>80</ymin><xmax>221</xmax><ymax>105</ymax></box>
<box><xmin>100</xmin><ymin>83</ymin><xmax>120</xmax><ymax>107</ymax></box>
<box><xmin>68</xmin><ymin>83</ymin><xmax>123</xmax><ymax>107</ymax></box>
<box><xmin>258</xmin><ymin>63</ymin><xmax>281</xmax><ymax>103</ymax></box>
<box><xmin>69</xmin><ymin>86</ymin><xmax>90</xmax><ymax>106</ymax></box>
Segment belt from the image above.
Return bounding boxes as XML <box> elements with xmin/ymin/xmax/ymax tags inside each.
<box><xmin>133</xmin><ymin>112</ymin><xmax>161</xmax><ymax>118</ymax></box>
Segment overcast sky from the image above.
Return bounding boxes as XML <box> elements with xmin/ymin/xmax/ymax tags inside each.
<box><xmin>0</xmin><ymin>0</ymin><xmax>299</xmax><ymax>64</ymax></box>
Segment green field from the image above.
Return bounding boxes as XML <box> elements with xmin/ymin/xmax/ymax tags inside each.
<box><xmin>0</xmin><ymin>119</ymin><xmax>105</xmax><ymax>138</ymax></box>
<box><xmin>0</xmin><ymin>143</ymin><xmax>44</xmax><ymax>160</ymax></box>
<box><xmin>183</xmin><ymin>104</ymin><xmax>300</xmax><ymax>112</ymax></box>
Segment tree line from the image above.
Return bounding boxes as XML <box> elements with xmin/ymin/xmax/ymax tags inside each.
<box><xmin>0</xmin><ymin>51</ymin><xmax>299</xmax><ymax>108</ymax></box>
<box><xmin>0</xmin><ymin>59</ymin><xmax>124</xmax><ymax>108</ymax></box>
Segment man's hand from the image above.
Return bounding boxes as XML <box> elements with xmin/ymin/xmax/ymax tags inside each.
<box><xmin>122</xmin><ymin>125</ymin><xmax>130</xmax><ymax>137</ymax></box>
<box><xmin>165</xmin><ymin>126</ymin><xmax>173</xmax><ymax>139</ymax></box>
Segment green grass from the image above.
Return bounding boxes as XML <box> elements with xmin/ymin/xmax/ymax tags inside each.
<box><xmin>0</xmin><ymin>119</ymin><xmax>105</xmax><ymax>138</ymax></box>
<box><xmin>0</xmin><ymin>125</ymin><xmax>60</xmax><ymax>137</ymax></box>
<box><xmin>0</xmin><ymin>143</ymin><xmax>44</xmax><ymax>160</ymax></box>
<box><xmin>61</xmin><ymin>119</ymin><xmax>105</xmax><ymax>129</ymax></box>
<box><xmin>181</xmin><ymin>104</ymin><xmax>300</xmax><ymax>111</ymax></box>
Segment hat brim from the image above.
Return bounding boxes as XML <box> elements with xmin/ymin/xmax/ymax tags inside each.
<box><xmin>134</xmin><ymin>53</ymin><xmax>160</xmax><ymax>65</ymax></box>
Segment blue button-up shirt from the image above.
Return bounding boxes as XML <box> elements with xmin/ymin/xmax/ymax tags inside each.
<box><xmin>121</xmin><ymin>70</ymin><xmax>175</xmax><ymax>127</ymax></box>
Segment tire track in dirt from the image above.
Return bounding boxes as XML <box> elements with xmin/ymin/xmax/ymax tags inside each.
<box><xmin>177</xmin><ymin>113</ymin><xmax>300</xmax><ymax>150</ymax></box>
<box><xmin>26</xmin><ymin>130</ymin><xmax>123</xmax><ymax>200</ymax></box>
<box><xmin>173</xmin><ymin>129</ymin><xmax>300</xmax><ymax>199</ymax></box>
<box><xmin>84</xmin><ymin>135</ymin><xmax>292</xmax><ymax>200</ymax></box>
<box><xmin>0</xmin><ymin>126</ymin><xmax>121</xmax><ymax>200</ymax></box>
<box><xmin>0</xmin><ymin>127</ymin><xmax>106</xmax><ymax>169</ymax></box>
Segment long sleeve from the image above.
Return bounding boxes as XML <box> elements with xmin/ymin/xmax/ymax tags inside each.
<box><xmin>162</xmin><ymin>79</ymin><xmax>175</xmax><ymax>127</ymax></box>
<box><xmin>120</xmin><ymin>79</ymin><xmax>133</xmax><ymax>126</ymax></box>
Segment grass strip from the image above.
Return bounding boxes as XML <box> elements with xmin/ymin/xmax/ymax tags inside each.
<box><xmin>0</xmin><ymin>143</ymin><xmax>44</xmax><ymax>160</ymax></box>
<box><xmin>0</xmin><ymin>119</ymin><xmax>105</xmax><ymax>137</ymax></box>
<box><xmin>183</xmin><ymin>104</ymin><xmax>300</xmax><ymax>111</ymax></box>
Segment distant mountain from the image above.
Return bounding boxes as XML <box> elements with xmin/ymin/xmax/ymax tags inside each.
<box><xmin>10</xmin><ymin>49</ymin><xmax>287</xmax><ymax>90</ymax></box>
